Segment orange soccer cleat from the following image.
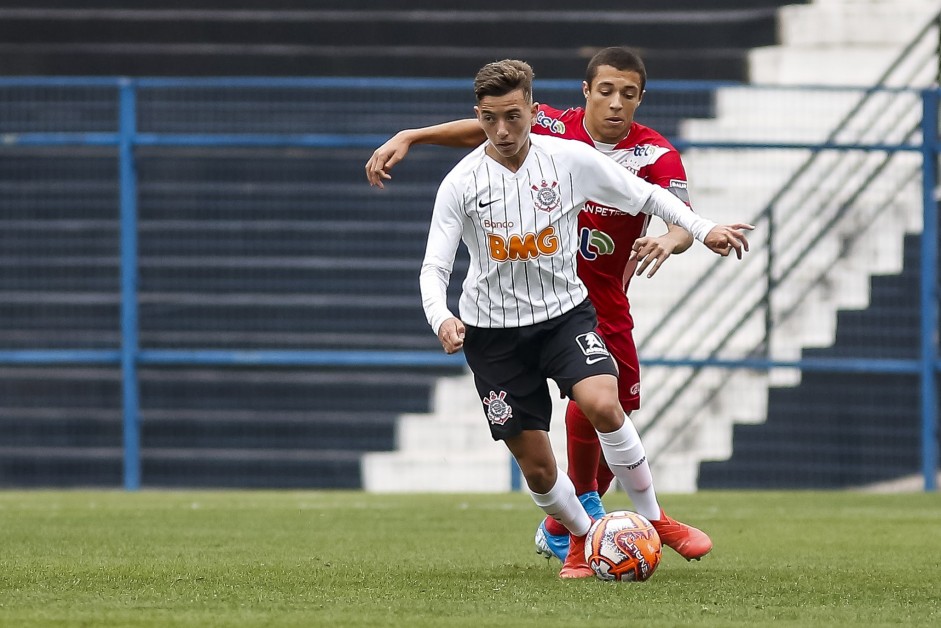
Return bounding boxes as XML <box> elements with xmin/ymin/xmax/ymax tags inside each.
<box><xmin>651</xmin><ymin>509</ymin><xmax>713</xmax><ymax>561</ymax></box>
<box><xmin>558</xmin><ymin>533</ymin><xmax>594</xmax><ymax>579</ymax></box>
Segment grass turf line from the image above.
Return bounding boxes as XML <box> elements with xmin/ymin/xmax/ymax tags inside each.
<box><xmin>0</xmin><ymin>491</ymin><xmax>938</xmax><ymax>627</ymax></box>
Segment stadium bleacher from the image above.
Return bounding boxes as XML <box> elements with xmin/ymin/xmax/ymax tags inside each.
<box><xmin>19</xmin><ymin>0</ymin><xmax>935</xmax><ymax>491</ymax></box>
<box><xmin>700</xmin><ymin>235</ymin><xmax>926</xmax><ymax>489</ymax></box>
<box><xmin>0</xmin><ymin>0</ymin><xmax>802</xmax><ymax>80</ymax></box>
<box><xmin>0</xmin><ymin>112</ymin><xmax>471</xmax><ymax>487</ymax></box>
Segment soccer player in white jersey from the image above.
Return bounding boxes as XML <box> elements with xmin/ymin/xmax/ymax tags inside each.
<box><xmin>419</xmin><ymin>59</ymin><xmax>751</xmax><ymax>579</ymax></box>
<box><xmin>369</xmin><ymin>48</ymin><xmax>717</xmax><ymax>563</ymax></box>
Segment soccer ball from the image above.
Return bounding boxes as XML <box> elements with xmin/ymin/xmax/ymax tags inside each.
<box><xmin>584</xmin><ymin>510</ymin><xmax>662</xmax><ymax>582</ymax></box>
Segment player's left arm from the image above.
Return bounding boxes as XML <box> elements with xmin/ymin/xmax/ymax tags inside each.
<box><xmin>570</xmin><ymin>144</ymin><xmax>752</xmax><ymax>257</ymax></box>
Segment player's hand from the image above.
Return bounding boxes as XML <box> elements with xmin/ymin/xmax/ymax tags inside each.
<box><xmin>365</xmin><ymin>132</ymin><xmax>413</xmax><ymax>188</ymax></box>
<box><xmin>437</xmin><ymin>317</ymin><xmax>466</xmax><ymax>354</ymax></box>
<box><xmin>703</xmin><ymin>223</ymin><xmax>755</xmax><ymax>259</ymax></box>
<box><xmin>629</xmin><ymin>235</ymin><xmax>680</xmax><ymax>278</ymax></box>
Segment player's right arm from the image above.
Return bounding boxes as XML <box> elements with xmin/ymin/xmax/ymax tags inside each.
<box><xmin>419</xmin><ymin>178</ymin><xmax>466</xmax><ymax>353</ymax></box>
<box><xmin>366</xmin><ymin>119</ymin><xmax>485</xmax><ymax>188</ymax></box>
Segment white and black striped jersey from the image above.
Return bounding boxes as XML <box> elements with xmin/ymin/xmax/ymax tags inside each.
<box><xmin>420</xmin><ymin>134</ymin><xmax>715</xmax><ymax>332</ymax></box>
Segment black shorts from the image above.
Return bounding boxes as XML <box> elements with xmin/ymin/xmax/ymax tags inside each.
<box><xmin>462</xmin><ymin>299</ymin><xmax>618</xmax><ymax>441</ymax></box>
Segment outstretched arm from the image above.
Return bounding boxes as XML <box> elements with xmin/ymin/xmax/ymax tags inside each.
<box><xmin>640</xmin><ymin>187</ymin><xmax>754</xmax><ymax>258</ymax></box>
<box><xmin>365</xmin><ymin>119</ymin><xmax>485</xmax><ymax>188</ymax></box>
<box><xmin>570</xmin><ymin>140</ymin><xmax>753</xmax><ymax>261</ymax></box>
<box><xmin>701</xmin><ymin>223</ymin><xmax>754</xmax><ymax>259</ymax></box>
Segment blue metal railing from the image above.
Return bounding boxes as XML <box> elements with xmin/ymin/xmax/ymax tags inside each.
<box><xmin>920</xmin><ymin>88</ymin><xmax>939</xmax><ymax>491</ymax></box>
<box><xmin>0</xmin><ymin>77</ymin><xmax>937</xmax><ymax>491</ymax></box>
<box><xmin>119</xmin><ymin>80</ymin><xmax>141</xmax><ymax>489</ymax></box>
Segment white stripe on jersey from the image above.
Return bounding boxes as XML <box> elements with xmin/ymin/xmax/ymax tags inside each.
<box><xmin>420</xmin><ymin>134</ymin><xmax>714</xmax><ymax>331</ymax></box>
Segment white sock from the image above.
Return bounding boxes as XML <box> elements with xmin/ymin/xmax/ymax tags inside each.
<box><xmin>530</xmin><ymin>469</ymin><xmax>592</xmax><ymax>537</ymax></box>
<box><xmin>596</xmin><ymin>416</ymin><xmax>661</xmax><ymax>522</ymax></box>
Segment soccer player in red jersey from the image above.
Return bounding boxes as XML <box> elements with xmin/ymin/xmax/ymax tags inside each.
<box><xmin>366</xmin><ymin>48</ymin><xmax>713</xmax><ymax>562</ymax></box>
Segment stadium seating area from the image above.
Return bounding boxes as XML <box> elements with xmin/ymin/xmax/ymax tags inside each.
<box><xmin>1</xmin><ymin>0</ymin><xmax>800</xmax><ymax>488</ymax></box>
<box><xmin>0</xmin><ymin>0</ymin><xmax>802</xmax><ymax>80</ymax></box>
<box><xmin>2</xmin><ymin>0</ymin><xmax>938</xmax><ymax>490</ymax></box>
<box><xmin>0</xmin><ymin>140</ymin><xmax>469</xmax><ymax>487</ymax></box>
<box><xmin>700</xmin><ymin>234</ymin><xmax>926</xmax><ymax>488</ymax></box>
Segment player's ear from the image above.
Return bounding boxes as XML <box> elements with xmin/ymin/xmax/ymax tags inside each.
<box><xmin>530</xmin><ymin>101</ymin><xmax>539</xmax><ymax>117</ymax></box>
<box><xmin>473</xmin><ymin>105</ymin><xmax>481</xmax><ymax>121</ymax></box>
<box><xmin>582</xmin><ymin>81</ymin><xmax>590</xmax><ymax>99</ymax></box>
<box><xmin>637</xmin><ymin>89</ymin><xmax>646</xmax><ymax>107</ymax></box>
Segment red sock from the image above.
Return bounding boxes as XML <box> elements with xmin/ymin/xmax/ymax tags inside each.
<box><xmin>544</xmin><ymin>515</ymin><xmax>567</xmax><ymax>536</ymax></box>
<box><xmin>565</xmin><ymin>401</ymin><xmax>602</xmax><ymax>495</ymax></box>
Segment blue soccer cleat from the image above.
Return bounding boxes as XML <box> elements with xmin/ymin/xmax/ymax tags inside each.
<box><xmin>534</xmin><ymin>491</ymin><xmax>607</xmax><ymax>562</ymax></box>
<box><xmin>535</xmin><ymin>519</ymin><xmax>569</xmax><ymax>561</ymax></box>
<box><xmin>578</xmin><ymin>490</ymin><xmax>606</xmax><ymax>520</ymax></box>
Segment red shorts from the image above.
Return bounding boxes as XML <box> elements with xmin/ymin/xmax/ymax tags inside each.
<box><xmin>597</xmin><ymin>326</ymin><xmax>641</xmax><ymax>412</ymax></box>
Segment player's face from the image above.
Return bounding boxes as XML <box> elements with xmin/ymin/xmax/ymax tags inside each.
<box><xmin>475</xmin><ymin>89</ymin><xmax>537</xmax><ymax>165</ymax></box>
<box><xmin>582</xmin><ymin>66</ymin><xmax>645</xmax><ymax>144</ymax></box>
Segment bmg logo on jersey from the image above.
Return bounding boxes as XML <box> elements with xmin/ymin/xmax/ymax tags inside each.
<box><xmin>487</xmin><ymin>226</ymin><xmax>559</xmax><ymax>262</ymax></box>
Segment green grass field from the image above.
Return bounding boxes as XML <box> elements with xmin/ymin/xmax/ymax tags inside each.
<box><xmin>0</xmin><ymin>490</ymin><xmax>938</xmax><ymax>627</ymax></box>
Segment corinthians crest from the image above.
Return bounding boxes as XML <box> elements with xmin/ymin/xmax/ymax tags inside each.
<box><xmin>531</xmin><ymin>179</ymin><xmax>561</xmax><ymax>212</ymax></box>
<box><xmin>482</xmin><ymin>390</ymin><xmax>513</xmax><ymax>426</ymax></box>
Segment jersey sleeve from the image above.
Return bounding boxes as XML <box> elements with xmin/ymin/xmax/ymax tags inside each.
<box><xmin>419</xmin><ymin>177</ymin><xmax>464</xmax><ymax>333</ymax></box>
<box><xmin>645</xmin><ymin>146</ymin><xmax>691</xmax><ymax>206</ymax></box>
<box><xmin>641</xmin><ymin>187</ymin><xmax>715</xmax><ymax>242</ymax></box>
<box><xmin>566</xmin><ymin>140</ymin><xmax>656</xmax><ymax>214</ymax></box>
<box><xmin>564</xmin><ymin>140</ymin><xmax>716</xmax><ymax>241</ymax></box>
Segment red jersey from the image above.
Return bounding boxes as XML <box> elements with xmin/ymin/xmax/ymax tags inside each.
<box><xmin>531</xmin><ymin>104</ymin><xmax>691</xmax><ymax>337</ymax></box>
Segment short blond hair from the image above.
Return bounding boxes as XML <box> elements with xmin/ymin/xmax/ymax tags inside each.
<box><xmin>473</xmin><ymin>59</ymin><xmax>534</xmax><ymax>103</ymax></box>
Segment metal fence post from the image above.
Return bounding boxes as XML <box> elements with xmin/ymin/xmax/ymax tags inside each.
<box><xmin>764</xmin><ymin>203</ymin><xmax>775</xmax><ymax>357</ymax></box>
<box><xmin>920</xmin><ymin>88</ymin><xmax>939</xmax><ymax>492</ymax></box>
<box><xmin>119</xmin><ymin>79</ymin><xmax>141</xmax><ymax>490</ymax></box>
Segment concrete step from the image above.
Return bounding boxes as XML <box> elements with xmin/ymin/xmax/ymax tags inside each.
<box><xmin>0</xmin><ymin>445</ymin><xmax>369</xmax><ymax>488</ymax></box>
<box><xmin>749</xmin><ymin>44</ymin><xmax>937</xmax><ymax>86</ymax></box>
<box><xmin>0</xmin><ymin>409</ymin><xmax>400</xmax><ymax>451</ymax></box>
<box><xmin>1</xmin><ymin>0</ymin><xmax>800</xmax><ymax>9</ymax></box>
<box><xmin>778</xmin><ymin>0</ymin><xmax>937</xmax><ymax>47</ymax></box>
<box><xmin>0</xmin><ymin>10</ymin><xmax>779</xmax><ymax>51</ymax></box>
<box><xmin>362</xmin><ymin>449</ymin><xmax>513</xmax><ymax>493</ymax></box>
<box><xmin>0</xmin><ymin>2</ymin><xmax>789</xmax><ymax>80</ymax></box>
<box><xmin>0</xmin><ymin>366</ymin><xmax>448</xmax><ymax>413</ymax></box>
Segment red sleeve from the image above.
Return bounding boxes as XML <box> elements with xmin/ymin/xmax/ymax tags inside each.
<box><xmin>644</xmin><ymin>148</ymin><xmax>691</xmax><ymax>207</ymax></box>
